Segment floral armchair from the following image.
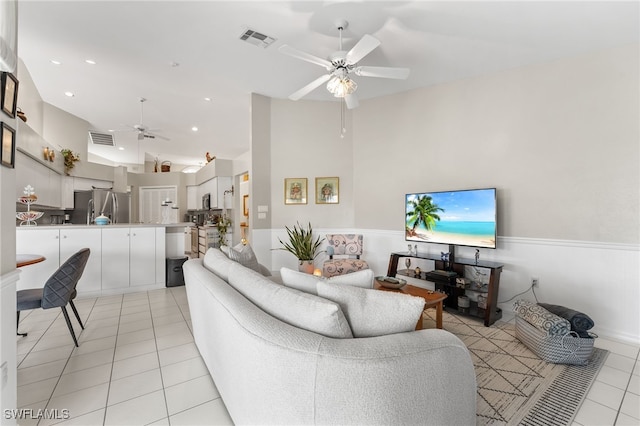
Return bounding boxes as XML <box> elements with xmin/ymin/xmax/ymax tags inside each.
<box><xmin>322</xmin><ymin>234</ymin><xmax>370</xmax><ymax>278</ymax></box>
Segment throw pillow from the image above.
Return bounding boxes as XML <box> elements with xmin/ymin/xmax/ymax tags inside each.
<box><xmin>203</xmin><ymin>247</ymin><xmax>235</xmax><ymax>282</ymax></box>
<box><xmin>316</xmin><ymin>281</ymin><xmax>424</xmax><ymax>338</ymax></box>
<box><xmin>227</xmin><ymin>263</ymin><xmax>353</xmax><ymax>339</ymax></box>
<box><xmin>223</xmin><ymin>243</ymin><xmax>269</xmax><ymax>276</ymax></box>
<box><xmin>513</xmin><ymin>300</ymin><xmax>571</xmax><ymax>336</ymax></box>
<box><xmin>280</xmin><ymin>268</ymin><xmax>374</xmax><ymax>296</ymax></box>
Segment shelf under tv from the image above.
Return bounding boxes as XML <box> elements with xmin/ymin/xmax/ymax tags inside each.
<box><xmin>388</xmin><ymin>252</ymin><xmax>504</xmax><ymax>326</ymax></box>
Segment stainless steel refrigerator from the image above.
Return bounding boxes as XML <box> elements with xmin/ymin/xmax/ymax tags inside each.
<box><xmin>71</xmin><ymin>189</ymin><xmax>131</xmax><ymax>224</ymax></box>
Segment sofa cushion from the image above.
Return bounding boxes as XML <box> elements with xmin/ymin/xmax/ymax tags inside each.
<box><xmin>280</xmin><ymin>267</ymin><xmax>374</xmax><ymax>295</ymax></box>
<box><xmin>316</xmin><ymin>281</ymin><xmax>424</xmax><ymax>338</ymax></box>
<box><xmin>203</xmin><ymin>248</ymin><xmax>235</xmax><ymax>282</ymax></box>
<box><xmin>227</xmin><ymin>263</ymin><xmax>353</xmax><ymax>339</ymax></box>
<box><xmin>222</xmin><ymin>243</ymin><xmax>271</xmax><ymax>276</ymax></box>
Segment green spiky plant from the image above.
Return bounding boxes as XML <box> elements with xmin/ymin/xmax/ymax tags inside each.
<box><xmin>277</xmin><ymin>222</ymin><xmax>324</xmax><ymax>261</ymax></box>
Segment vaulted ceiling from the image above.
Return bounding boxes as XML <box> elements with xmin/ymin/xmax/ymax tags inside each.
<box><xmin>17</xmin><ymin>1</ymin><xmax>639</xmax><ymax>169</ymax></box>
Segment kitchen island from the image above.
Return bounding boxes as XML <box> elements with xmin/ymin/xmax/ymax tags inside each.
<box><xmin>16</xmin><ymin>223</ymin><xmax>194</xmax><ymax>297</ymax></box>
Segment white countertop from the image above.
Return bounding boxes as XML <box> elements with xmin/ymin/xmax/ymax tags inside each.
<box><xmin>17</xmin><ymin>222</ymin><xmax>195</xmax><ymax>230</ymax></box>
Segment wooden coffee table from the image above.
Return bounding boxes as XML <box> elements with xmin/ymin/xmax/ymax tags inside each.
<box><xmin>374</xmin><ymin>281</ymin><xmax>447</xmax><ymax>330</ymax></box>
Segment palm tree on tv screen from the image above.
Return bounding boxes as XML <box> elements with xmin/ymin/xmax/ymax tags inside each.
<box><xmin>406</xmin><ymin>195</ymin><xmax>444</xmax><ymax>237</ymax></box>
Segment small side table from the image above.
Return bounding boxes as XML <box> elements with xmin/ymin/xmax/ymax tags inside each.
<box><xmin>374</xmin><ymin>281</ymin><xmax>447</xmax><ymax>330</ymax></box>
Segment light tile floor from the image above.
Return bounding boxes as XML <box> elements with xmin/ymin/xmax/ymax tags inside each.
<box><xmin>17</xmin><ymin>288</ymin><xmax>640</xmax><ymax>426</ymax></box>
<box><xmin>16</xmin><ymin>286</ymin><xmax>233</xmax><ymax>426</ymax></box>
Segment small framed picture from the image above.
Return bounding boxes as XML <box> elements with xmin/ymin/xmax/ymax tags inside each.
<box><xmin>243</xmin><ymin>194</ymin><xmax>249</xmax><ymax>216</ymax></box>
<box><xmin>1</xmin><ymin>72</ymin><xmax>18</xmax><ymax>118</ymax></box>
<box><xmin>316</xmin><ymin>177</ymin><xmax>339</xmax><ymax>204</ymax></box>
<box><xmin>284</xmin><ymin>178</ymin><xmax>307</xmax><ymax>205</ymax></box>
<box><xmin>1</xmin><ymin>122</ymin><xmax>16</xmax><ymax>168</ymax></box>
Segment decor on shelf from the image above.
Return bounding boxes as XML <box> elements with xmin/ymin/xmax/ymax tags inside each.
<box><xmin>17</xmin><ymin>185</ymin><xmax>43</xmax><ymax>226</ymax></box>
<box><xmin>1</xmin><ymin>72</ymin><xmax>18</xmax><ymax>118</ymax></box>
<box><xmin>161</xmin><ymin>161</ymin><xmax>171</xmax><ymax>172</ymax></box>
<box><xmin>206</xmin><ymin>152</ymin><xmax>216</xmax><ymax>163</ymax></box>
<box><xmin>16</xmin><ymin>107</ymin><xmax>26</xmax><ymax>122</ymax></box>
<box><xmin>277</xmin><ymin>222</ymin><xmax>324</xmax><ymax>274</ymax></box>
<box><xmin>43</xmin><ymin>146</ymin><xmax>55</xmax><ymax>162</ymax></box>
<box><xmin>61</xmin><ymin>148</ymin><xmax>80</xmax><ymax>175</ymax></box>
<box><xmin>216</xmin><ymin>216</ymin><xmax>231</xmax><ymax>246</ymax></box>
<box><xmin>1</xmin><ymin>121</ymin><xmax>15</xmax><ymax>168</ymax></box>
<box><xmin>315</xmin><ymin>176</ymin><xmax>339</xmax><ymax>204</ymax></box>
<box><xmin>284</xmin><ymin>178</ymin><xmax>307</xmax><ymax>205</ymax></box>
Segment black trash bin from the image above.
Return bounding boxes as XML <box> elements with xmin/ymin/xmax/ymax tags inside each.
<box><xmin>166</xmin><ymin>256</ymin><xmax>188</xmax><ymax>287</ymax></box>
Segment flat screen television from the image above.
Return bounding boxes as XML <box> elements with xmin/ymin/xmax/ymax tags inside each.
<box><xmin>405</xmin><ymin>188</ymin><xmax>497</xmax><ymax>249</ymax></box>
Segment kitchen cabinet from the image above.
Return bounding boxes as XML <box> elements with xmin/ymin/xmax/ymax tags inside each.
<box><xmin>187</xmin><ymin>186</ymin><xmax>198</xmax><ymax>210</ymax></box>
<box><xmin>130</xmin><ymin>227</ymin><xmax>157</xmax><ymax>287</ymax></box>
<box><xmin>16</xmin><ymin>225</ymin><xmax>168</xmax><ymax>296</ymax></box>
<box><xmin>16</xmin><ymin>229</ymin><xmax>60</xmax><ymax>291</ymax></box>
<box><xmin>59</xmin><ymin>228</ymin><xmax>102</xmax><ymax>293</ymax></box>
<box><xmin>16</xmin><ymin>227</ymin><xmax>101</xmax><ymax>293</ymax></box>
<box><xmin>198</xmin><ymin>177</ymin><xmax>232</xmax><ymax>209</ymax></box>
<box><xmin>101</xmin><ymin>228</ymin><xmax>131</xmax><ymax>290</ymax></box>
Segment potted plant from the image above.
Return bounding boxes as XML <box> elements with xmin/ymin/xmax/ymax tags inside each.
<box><xmin>61</xmin><ymin>149</ymin><xmax>80</xmax><ymax>176</ymax></box>
<box><xmin>277</xmin><ymin>222</ymin><xmax>324</xmax><ymax>274</ymax></box>
<box><xmin>216</xmin><ymin>216</ymin><xmax>231</xmax><ymax>247</ymax></box>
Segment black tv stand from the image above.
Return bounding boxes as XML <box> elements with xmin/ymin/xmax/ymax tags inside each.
<box><xmin>387</xmin><ymin>251</ymin><xmax>504</xmax><ymax>326</ymax></box>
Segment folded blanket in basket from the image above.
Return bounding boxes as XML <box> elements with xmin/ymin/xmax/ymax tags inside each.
<box><xmin>538</xmin><ymin>303</ymin><xmax>594</xmax><ymax>338</ymax></box>
<box><xmin>513</xmin><ymin>300</ymin><xmax>571</xmax><ymax>336</ymax></box>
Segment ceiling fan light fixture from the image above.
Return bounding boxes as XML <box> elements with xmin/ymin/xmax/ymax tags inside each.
<box><xmin>326</xmin><ymin>75</ymin><xmax>357</xmax><ymax>98</ymax></box>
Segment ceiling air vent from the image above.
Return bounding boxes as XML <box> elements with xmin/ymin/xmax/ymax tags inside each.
<box><xmin>89</xmin><ymin>131</ymin><xmax>115</xmax><ymax>146</ymax></box>
<box><xmin>239</xmin><ymin>28</ymin><xmax>276</xmax><ymax>48</ymax></box>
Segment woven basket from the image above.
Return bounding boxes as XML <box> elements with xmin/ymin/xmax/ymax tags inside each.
<box><xmin>515</xmin><ymin>316</ymin><xmax>595</xmax><ymax>365</ymax></box>
<box><xmin>161</xmin><ymin>161</ymin><xmax>171</xmax><ymax>172</ymax></box>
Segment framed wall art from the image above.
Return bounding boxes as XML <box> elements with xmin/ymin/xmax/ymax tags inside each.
<box><xmin>1</xmin><ymin>122</ymin><xmax>16</xmax><ymax>168</ymax></box>
<box><xmin>284</xmin><ymin>178</ymin><xmax>307</xmax><ymax>205</ymax></box>
<box><xmin>243</xmin><ymin>194</ymin><xmax>249</xmax><ymax>216</ymax></box>
<box><xmin>316</xmin><ymin>177</ymin><xmax>339</xmax><ymax>204</ymax></box>
<box><xmin>1</xmin><ymin>72</ymin><xmax>18</xmax><ymax>118</ymax></box>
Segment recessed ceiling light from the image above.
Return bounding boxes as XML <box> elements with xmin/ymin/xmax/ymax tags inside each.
<box><xmin>50</xmin><ymin>59</ymin><xmax>62</xmax><ymax>65</ymax></box>
<box><xmin>204</xmin><ymin>97</ymin><xmax>211</xmax><ymax>102</ymax></box>
<box><xmin>118</xmin><ymin>147</ymin><xmax>125</xmax><ymax>151</ymax></box>
<box><xmin>192</xmin><ymin>127</ymin><xmax>198</xmax><ymax>132</ymax></box>
<box><xmin>85</xmin><ymin>59</ymin><xmax>96</xmax><ymax>65</ymax></box>
<box><xmin>64</xmin><ymin>91</ymin><xmax>74</xmax><ymax>97</ymax></box>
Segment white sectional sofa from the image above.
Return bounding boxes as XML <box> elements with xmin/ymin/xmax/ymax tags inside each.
<box><xmin>183</xmin><ymin>248</ymin><xmax>477</xmax><ymax>425</ymax></box>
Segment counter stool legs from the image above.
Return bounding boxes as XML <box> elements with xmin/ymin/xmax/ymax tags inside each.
<box><xmin>69</xmin><ymin>300</ymin><xmax>85</xmax><ymax>330</ymax></box>
<box><xmin>16</xmin><ymin>311</ymin><xmax>27</xmax><ymax>337</ymax></box>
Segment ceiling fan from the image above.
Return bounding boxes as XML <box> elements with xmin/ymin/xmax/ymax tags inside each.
<box><xmin>279</xmin><ymin>19</ymin><xmax>410</xmax><ymax>110</ymax></box>
<box><xmin>121</xmin><ymin>98</ymin><xmax>169</xmax><ymax>141</ymax></box>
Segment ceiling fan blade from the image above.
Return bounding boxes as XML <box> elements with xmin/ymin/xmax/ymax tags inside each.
<box><xmin>137</xmin><ymin>132</ymin><xmax>144</xmax><ymax>141</ymax></box>
<box><xmin>145</xmin><ymin>131</ymin><xmax>170</xmax><ymax>141</ymax></box>
<box><xmin>354</xmin><ymin>66</ymin><xmax>410</xmax><ymax>80</ymax></box>
<box><xmin>345</xmin><ymin>34</ymin><xmax>381</xmax><ymax>65</ymax></box>
<box><xmin>279</xmin><ymin>45</ymin><xmax>332</xmax><ymax>70</ymax></box>
<box><xmin>289</xmin><ymin>74</ymin><xmax>331</xmax><ymax>101</ymax></box>
<box><xmin>345</xmin><ymin>93</ymin><xmax>359</xmax><ymax>110</ymax></box>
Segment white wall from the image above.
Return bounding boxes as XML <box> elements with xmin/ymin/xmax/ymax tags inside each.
<box><xmin>258</xmin><ymin>44</ymin><xmax>640</xmax><ymax>344</ymax></box>
<box><xmin>353</xmin><ymin>44</ymin><xmax>639</xmax><ymax>244</ymax></box>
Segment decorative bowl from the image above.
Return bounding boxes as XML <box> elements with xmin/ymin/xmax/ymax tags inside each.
<box><xmin>94</xmin><ymin>215</ymin><xmax>110</xmax><ymax>225</ymax></box>
<box><xmin>375</xmin><ymin>276</ymin><xmax>407</xmax><ymax>289</ymax></box>
<box><xmin>18</xmin><ymin>195</ymin><xmax>38</xmax><ymax>204</ymax></box>
<box><xmin>16</xmin><ymin>211</ymin><xmax>44</xmax><ymax>226</ymax></box>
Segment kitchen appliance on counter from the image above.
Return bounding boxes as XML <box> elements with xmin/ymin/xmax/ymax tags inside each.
<box><xmin>71</xmin><ymin>189</ymin><xmax>131</xmax><ymax>224</ymax></box>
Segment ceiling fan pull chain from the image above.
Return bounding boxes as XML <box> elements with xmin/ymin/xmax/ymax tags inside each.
<box><xmin>341</xmin><ymin>99</ymin><xmax>346</xmax><ymax>138</ymax></box>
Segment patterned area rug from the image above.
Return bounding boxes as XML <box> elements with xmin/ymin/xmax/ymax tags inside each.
<box><xmin>423</xmin><ymin>311</ymin><xmax>608</xmax><ymax>426</ymax></box>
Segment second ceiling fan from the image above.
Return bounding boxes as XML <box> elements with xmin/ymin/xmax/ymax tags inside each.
<box><xmin>279</xmin><ymin>19</ymin><xmax>410</xmax><ymax>109</ymax></box>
